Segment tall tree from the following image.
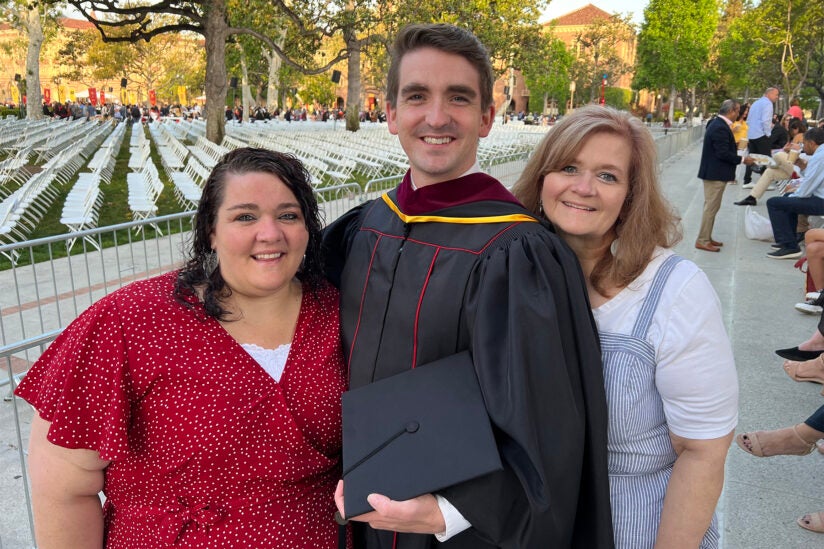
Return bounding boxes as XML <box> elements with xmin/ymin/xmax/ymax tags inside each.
<box><xmin>568</xmin><ymin>13</ymin><xmax>635</xmax><ymax>104</ymax></box>
<box><xmin>634</xmin><ymin>0</ymin><xmax>718</xmax><ymax>122</ymax></box>
<box><xmin>521</xmin><ymin>30</ymin><xmax>573</xmax><ymax>113</ymax></box>
<box><xmin>66</xmin><ymin>0</ymin><xmax>347</xmax><ymax>143</ymax></box>
<box><xmin>1</xmin><ymin>0</ymin><xmax>60</xmax><ymax>118</ymax></box>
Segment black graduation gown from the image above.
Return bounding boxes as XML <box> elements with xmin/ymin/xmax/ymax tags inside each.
<box><xmin>322</xmin><ymin>173</ymin><xmax>613</xmax><ymax>549</ymax></box>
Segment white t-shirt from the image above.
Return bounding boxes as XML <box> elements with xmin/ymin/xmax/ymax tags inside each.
<box><xmin>592</xmin><ymin>249</ymin><xmax>738</xmax><ymax>439</ymax></box>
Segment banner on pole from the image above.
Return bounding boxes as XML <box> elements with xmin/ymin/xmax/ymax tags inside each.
<box><xmin>177</xmin><ymin>85</ymin><xmax>187</xmax><ymax>106</ymax></box>
<box><xmin>148</xmin><ymin>89</ymin><xmax>157</xmax><ymax>106</ymax></box>
<box><xmin>44</xmin><ymin>88</ymin><xmax>51</xmax><ymax>103</ymax></box>
<box><xmin>88</xmin><ymin>88</ymin><xmax>98</xmax><ymax>106</ymax></box>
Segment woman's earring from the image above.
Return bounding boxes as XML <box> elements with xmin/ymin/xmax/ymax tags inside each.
<box><xmin>204</xmin><ymin>250</ymin><xmax>218</xmax><ymax>276</ymax></box>
<box><xmin>538</xmin><ymin>200</ymin><xmax>544</xmax><ymax>216</ymax></box>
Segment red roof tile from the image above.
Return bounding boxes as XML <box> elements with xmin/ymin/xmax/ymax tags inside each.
<box><xmin>550</xmin><ymin>4</ymin><xmax>613</xmax><ymax>26</ymax></box>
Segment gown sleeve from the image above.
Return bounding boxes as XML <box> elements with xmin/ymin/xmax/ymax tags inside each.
<box><xmin>14</xmin><ymin>296</ymin><xmax>133</xmax><ymax>461</ymax></box>
<box><xmin>321</xmin><ymin>202</ymin><xmax>372</xmax><ymax>289</ymax></box>
<box><xmin>438</xmin><ymin>227</ymin><xmax>614</xmax><ymax>548</ymax></box>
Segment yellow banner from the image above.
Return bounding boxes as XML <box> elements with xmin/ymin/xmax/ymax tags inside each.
<box><xmin>57</xmin><ymin>84</ymin><xmax>68</xmax><ymax>103</ymax></box>
<box><xmin>120</xmin><ymin>88</ymin><xmax>128</xmax><ymax>104</ymax></box>
<box><xmin>10</xmin><ymin>83</ymin><xmax>19</xmax><ymax>104</ymax></box>
<box><xmin>177</xmin><ymin>85</ymin><xmax>187</xmax><ymax>106</ymax></box>
<box><xmin>69</xmin><ymin>89</ymin><xmax>76</xmax><ymax>102</ymax></box>
<box><xmin>129</xmin><ymin>90</ymin><xmax>138</xmax><ymax>104</ymax></box>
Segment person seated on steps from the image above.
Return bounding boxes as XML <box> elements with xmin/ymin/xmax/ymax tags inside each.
<box><xmin>736</xmin><ymin>119</ymin><xmax>809</xmax><ymax>205</ymax></box>
<box><xmin>791</xmin><ymin>229</ymin><xmax>824</xmax><ymax>314</ymax></box>
<box><xmin>764</xmin><ymin>128</ymin><xmax>824</xmax><ymax>259</ymax></box>
<box><xmin>736</xmin><ymin>409</ymin><xmax>824</xmax><ymax>535</ymax></box>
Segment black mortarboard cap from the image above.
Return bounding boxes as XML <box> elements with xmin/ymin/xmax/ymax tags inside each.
<box><xmin>341</xmin><ymin>351</ymin><xmax>502</xmax><ymax>518</ymax></box>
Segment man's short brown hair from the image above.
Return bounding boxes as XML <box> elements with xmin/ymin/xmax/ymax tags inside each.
<box><xmin>385</xmin><ymin>23</ymin><xmax>495</xmax><ymax>111</ymax></box>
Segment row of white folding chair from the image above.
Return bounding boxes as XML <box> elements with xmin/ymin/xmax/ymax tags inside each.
<box><xmin>149</xmin><ymin>125</ymin><xmax>188</xmax><ymax>178</ymax></box>
<box><xmin>61</xmin><ymin>172</ymin><xmax>104</xmax><ymax>251</ymax></box>
<box><xmin>129</xmin><ymin>140</ymin><xmax>151</xmax><ymax>171</ymax></box>
<box><xmin>170</xmin><ymin>163</ymin><xmax>205</xmax><ymax>210</ymax></box>
<box><xmin>0</xmin><ymin>165</ymin><xmax>60</xmax><ymax>258</ymax></box>
<box><xmin>323</xmin><ymin>134</ymin><xmax>408</xmax><ymax>176</ymax></box>
<box><xmin>0</xmin><ymin>146</ymin><xmax>35</xmax><ymax>191</ymax></box>
<box><xmin>86</xmin><ymin>146</ymin><xmax>118</xmax><ymax>185</ymax></box>
<box><xmin>130</xmin><ymin>124</ymin><xmax>147</xmax><ymax>148</ymax></box>
<box><xmin>187</xmin><ymin>136</ymin><xmax>228</xmax><ymax>170</ymax></box>
<box><xmin>33</xmin><ymin>120</ymin><xmax>97</xmax><ymax>163</ymax></box>
<box><xmin>127</xmin><ymin>160</ymin><xmax>165</xmax><ymax>233</ymax></box>
<box><xmin>8</xmin><ymin>122</ymin><xmax>56</xmax><ymax>154</ymax></box>
<box><xmin>164</xmin><ymin>119</ymin><xmax>190</xmax><ymax>141</ymax></box>
<box><xmin>220</xmin><ymin>135</ymin><xmax>247</xmax><ymax>151</ymax></box>
<box><xmin>186</xmin><ymin>119</ymin><xmax>207</xmax><ymax>141</ymax></box>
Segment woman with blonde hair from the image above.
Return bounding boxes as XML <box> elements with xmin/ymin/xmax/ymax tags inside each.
<box><xmin>513</xmin><ymin>105</ymin><xmax>738</xmax><ymax>549</ymax></box>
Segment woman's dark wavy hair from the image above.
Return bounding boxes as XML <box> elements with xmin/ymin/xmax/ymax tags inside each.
<box><xmin>174</xmin><ymin>147</ymin><xmax>324</xmax><ymax>320</ymax></box>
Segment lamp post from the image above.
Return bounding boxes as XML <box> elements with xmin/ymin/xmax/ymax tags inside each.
<box><xmin>568</xmin><ymin>81</ymin><xmax>576</xmax><ymax>113</ymax></box>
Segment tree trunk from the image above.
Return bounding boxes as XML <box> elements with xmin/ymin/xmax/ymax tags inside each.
<box><xmin>344</xmin><ymin>32</ymin><xmax>361</xmax><ymax>132</ymax></box>
<box><xmin>203</xmin><ymin>0</ymin><xmax>229</xmax><ymax>144</ymax></box>
<box><xmin>237</xmin><ymin>43</ymin><xmax>253</xmax><ymax>123</ymax></box>
<box><xmin>669</xmin><ymin>85</ymin><xmax>676</xmax><ymax>124</ymax></box>
<box><xmin>24</xmin><ymin>4</ymin><xmax>44</xmax><ymax>120</ymax></box>
<box><xmin>265</xmin><ymin>28</ymin><xmax>286</xmax><ymax>111</ymax></box>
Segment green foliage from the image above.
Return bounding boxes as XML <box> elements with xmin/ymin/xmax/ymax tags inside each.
<box><xmin>569</xmin><ymin>13</ymin><xmax>636</xmax><ymax>104</ymax></box>
<box><xmin>54</xmin><ymin>29</ymin><xmax>96</xmax><ymax>85</ymax></box>
<box><xmin>389</xmin><ymin>0</ymin><xmax>549</xmax><ymax>76</ymax></box>
<box><xmin>604</xmin><ymin>87</ymin><xmax>632</xmax><ymax>110</ymax></box>
<box><xmin>522</xmin><ymin>31</ymin><xmax>573</xmax><ymax>113</ymax></box>
<box><xmin>634</xmin><ymin>0</ymin><xmax>718</xmax><ymax>91</ymax></box>
<box><xmin>300</xmin><ymin>74</ymin><xmax>336</xmax><ymax>107</ymax></box>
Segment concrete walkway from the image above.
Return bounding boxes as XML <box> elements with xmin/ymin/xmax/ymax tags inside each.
<box><xmin>666</xmin><ymin>142</ymin><xmax>823</xmax><ymax>548</ymax></box>
<box><xmin>1</xmin><ymin>138</ymin><xmax>823</xmax><ymax>547</ymax></box>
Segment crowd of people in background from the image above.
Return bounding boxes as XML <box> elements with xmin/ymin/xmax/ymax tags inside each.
<box><xmin>39</xmin><ymin>99</ymin><xmax>205</xmax><ymax>124</ymax></box>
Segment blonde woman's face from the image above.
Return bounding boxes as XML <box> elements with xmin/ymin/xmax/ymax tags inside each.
<box><xmin>541</xmin><ymin>133</ymin><xmax>630</xmax><ymax>249</ymax></box>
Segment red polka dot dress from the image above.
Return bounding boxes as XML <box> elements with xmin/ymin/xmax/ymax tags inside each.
<box><xmin>16</xmin><ymin>271</ymin><xmax>348</xmax><ymax>548</ymax></box>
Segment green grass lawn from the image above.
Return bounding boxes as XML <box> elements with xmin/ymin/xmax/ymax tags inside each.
<box><xmin>1</xmin><ymin>123</ymin><xmax>399</xmax><ymax>270</ymax></box>
<box><xmin>1</xmin><ymin>124</ymin><xmax>188</xmax><ymax>269</ymax></box>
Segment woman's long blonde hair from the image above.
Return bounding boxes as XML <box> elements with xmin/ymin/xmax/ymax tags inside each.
<box><xmin>512</xmin><ymin>105</ymin><xmax>682</xmax><ymax>295</ymax></box>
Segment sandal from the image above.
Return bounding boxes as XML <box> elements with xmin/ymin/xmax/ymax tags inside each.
<box><xmin>797</xmin><ymin>511</ymin><xmax>824</xmax><ymax>533</ymax></box>
<box><xmin>735</xmin><ymin>425</ymin><xmax>816</xmax><ymax>457</ymax></box>
<box><xmin>783</xmin><ymin>356</ymin><xmax>824</xmax><ymax>395</ymax></box>
<box><xmin>817</xmin><ymin>440</ymin><xmax>824</xmax><ymax>455</ymax></box>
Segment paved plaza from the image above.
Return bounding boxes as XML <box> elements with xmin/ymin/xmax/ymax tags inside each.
<box><xmin>2</xmin><ymin>135</ymin><xmax>824</xmax><ymax>547</ymax></box>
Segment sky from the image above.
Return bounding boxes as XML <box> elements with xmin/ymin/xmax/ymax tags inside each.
<box><xmin>541</xmin><ymin>0</ymin><xmax>649</xmax><ymax>25</ymax></box>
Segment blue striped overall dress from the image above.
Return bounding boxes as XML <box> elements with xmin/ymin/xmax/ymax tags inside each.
<box><xmin>600</xmin><ymin>254</ymin><xmax>719</xmax><ymax>548</ymax></box>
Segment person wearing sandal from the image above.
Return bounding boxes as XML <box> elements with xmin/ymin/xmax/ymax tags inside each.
<box><xmin>513</xmin><ymin>106</ymin><xmax>738</xmax><ymax>549</ymax></box>
<box><xmin>776</xmin><ymin>280</ymin><xmax>824</xmax><ymax>361</ymax></box>
<box><xmin>736</xmin><ymin>414</ymin><xmax>824</xmax><ymax>534</ymax></box>
<box><xmin>784</xmin><ymin>354</ymin><xmax>824</xmax><ymax>393</ymax></box>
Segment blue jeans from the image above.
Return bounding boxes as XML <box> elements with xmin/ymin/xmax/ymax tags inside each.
<box><xmin>805</xmin><ymin>404</ymin><xmax>824</xmax><ymax>432</ymax></box>
<box><xmin>766</xmin><ymin>195</ymin><xmax>824</xmax><ymax>248</ymax></box>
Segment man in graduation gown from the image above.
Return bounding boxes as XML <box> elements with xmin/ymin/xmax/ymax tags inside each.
<box><xmin>324</xmin><ymin>23</ymin><xmax>613</xmax><ymax>548</ymax></box>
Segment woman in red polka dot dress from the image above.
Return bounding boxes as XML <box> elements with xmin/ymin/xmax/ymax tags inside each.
<box><xmin>16</xmin><ymin>148</ymin><xmax>349</xmax><ymax>548</ymax></box>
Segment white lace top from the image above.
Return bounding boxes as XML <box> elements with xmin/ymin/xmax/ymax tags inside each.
<box><xmin>241</xmin><ymin>343</ymin><xmax>291</xmax><ymax>382</ymax></box>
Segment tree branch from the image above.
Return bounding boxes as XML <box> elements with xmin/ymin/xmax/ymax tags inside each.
<box><xmin>228</xmin><ymin>26</ymin><xmax>348</xmax><ymax>74</ymax></box>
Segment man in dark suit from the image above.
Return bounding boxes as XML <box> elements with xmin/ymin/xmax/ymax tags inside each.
<box><xmin>696</xmin><ymin>100</ymin><xmax>755</xmax><ymax>252</ymax></box>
